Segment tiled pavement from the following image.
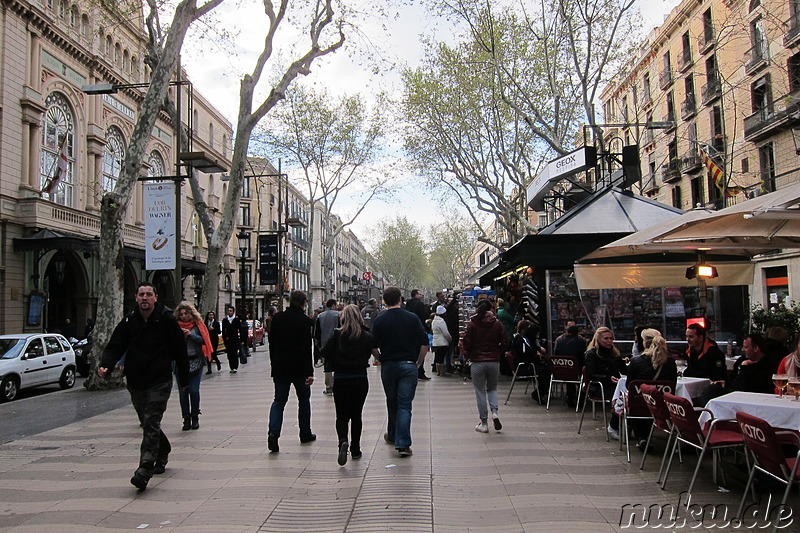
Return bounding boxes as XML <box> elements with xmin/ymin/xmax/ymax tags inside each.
<box><xmin>0</xmin><ymin>351</ymin><xmax>796</xmax><ymax>532</ymax></box>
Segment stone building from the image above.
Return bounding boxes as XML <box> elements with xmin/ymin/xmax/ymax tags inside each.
<box><xmin>1</xmin><ymin>0</ymin><xmax>234</xmax><ymax>333</ymax></box>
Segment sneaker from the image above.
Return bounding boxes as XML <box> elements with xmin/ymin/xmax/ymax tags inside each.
<box><xmin>153</xmin><ymin>460</ymin><xmax>168</xmax><ymax>475</ymax></box>
<box><xmin>492</xmin><ymin>413</ymin><xmax>502</xmax><ymax>431</ymax></box>
<box><xmin>130</xmin><ymin>473</ymin><xmax>149</xmax><ymax>490</ymax></box>
<box><xmin>267</xmin><ymin>433</ymin><xmax>279</xmax><ymax>453</ymax></box>
<box><xmin>475</xmin><ymin>422</ymin><xmax>489</xmax><ymax>433</ymax></box>
<box><xmin>397</xmin><ymin>447</ymin><xmax>413</xmax><ymax>457</ymax></box>
<box><xmin>300</xmin><ymin>433</ymin><xmax>317</xmax><ymax>444</ymax></box>
<box><xmin>383</xmin><ymin>432</ymin><xmax>394</xmax><ymax>445</ymax></box>
<box><xmin>607</xmin><ymin>425</ymin><xmax>620</xmax><ymax>441</ymax></box>
<box><xmin>350</xmin><ymin>446</ymin><xmax>362</xmax><ymax>459</ymax></box>
<box><xmin>323</xmin><ymin>388</ymin><xmax>334</xmax><ymax>395</ymax></box>
<box><xmin>337</xmin><ymin>442</ymin><xmax>349</xmax><ymax>466</ymax></box>
<box><xmin>230</xmin><ymin>369</ymin><xmax>237</xmax><ymax>373</ymax></box>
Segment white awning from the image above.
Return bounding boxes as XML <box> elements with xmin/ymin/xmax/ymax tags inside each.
<box><xmin>574</xmin><ymin>262</ymin><xmax>755</xmax><ymax>290</ymax></box>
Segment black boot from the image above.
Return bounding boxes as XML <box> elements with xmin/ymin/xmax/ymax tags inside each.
<box><xmin>191</xmin><ymin>414</ymin><xmax>199</xmax><ymax>430</ymax></box>
<box><xmin>182</xmin><ymin>417</ymin><xmax>191</xmax><ymax>431</ymax></box>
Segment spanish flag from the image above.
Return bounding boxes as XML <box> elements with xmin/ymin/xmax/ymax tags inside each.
<box><xmin>698</xmin><ymin>144</ymin><xmax>743</xmax><ymax>197</ymax></box>
<box><xmin>42</xmin><ymin>135</ymin><xmax>69</xmax><ymax>195</ymax></box>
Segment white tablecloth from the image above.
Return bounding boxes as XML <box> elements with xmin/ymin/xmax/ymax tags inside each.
<box><xmin>698</xmin><ymin>391</ymin><xmax>800</xmax><ymax>430</ymax></box>
<box><xmin>613</xmin><ymin>376</ymin><xmax>710</xmax><ymax>403</ymax></box>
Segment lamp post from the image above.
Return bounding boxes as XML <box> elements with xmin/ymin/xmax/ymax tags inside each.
<box><xmin>81</xmin><ymin>80</ymin><xmax>226</xmax><ymax>307</ymax></box>
<box><xmin>237</xmin><ymin>230</ymin><xmax>250</xmax><ymax>317</ymax></box>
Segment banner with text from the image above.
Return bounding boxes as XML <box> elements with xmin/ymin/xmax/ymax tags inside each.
<box><xmin>144</xmin><ymin>181</ymin><xmax>176</xmax><ymax>270</ymax></box>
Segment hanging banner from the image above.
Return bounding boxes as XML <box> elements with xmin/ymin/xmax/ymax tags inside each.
<box><xmin>259</xmin><ymin>234</ymin><xmax>280</xmax><ymax>285</ymax></box>
<box><xmin>144</xmin><ymin>181</ymin><xmax>176</xmax><ymax>270</ymax></box>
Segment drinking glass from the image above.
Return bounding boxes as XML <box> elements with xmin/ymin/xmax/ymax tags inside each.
<box><xmin>773</xmin><ymin>374</ymin><xmax>789</xmax><ymax>399</ymax></box>
<box><xmin>789</xmin><ymin>379</ymin><xmax>800</xmax><ymax>402</ymax></box>
<box><xmin>676</xmin><ymin>360</ymin><xmax>687</xmax><ymax>379</ymax></box>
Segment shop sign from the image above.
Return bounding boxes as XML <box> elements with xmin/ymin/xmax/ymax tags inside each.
<box><xmin>527</xmin><ymin>146</ymin><xmax>597</xmax><ymax>210</ymax></box>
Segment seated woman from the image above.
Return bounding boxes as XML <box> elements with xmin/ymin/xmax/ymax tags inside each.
<box><xmin>585</xmin><ymin>327</ymin><xmax>627</xmax><ymax>440</ymax></box>
<box><xmin>624</xmin><ymin>329</ymin><xmax>677</xmax><ymax>448</ymax></box>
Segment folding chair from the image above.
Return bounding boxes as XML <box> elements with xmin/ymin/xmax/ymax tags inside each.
<box><xmin>735</xmin><ymin>412</ymin><xmax>800</xmax><ymax>532</ymax></box>
<box><xmin>621</xmin><ymin>380</ymin><xmax>674</xmax><ymax>464</ymax></box>
<box><xmin>639</xmin><ymin>383</ymin><xmax>679</xmax><ymax>483</ymax></box>
<box><xmin>577</xmin><ymin>367</ymin><xmax>613</xmax><ymax>442</ymax></box>
<box><xmin>661</xmin><ymin>393</ymin><xmax>746</xmax><ymax>500</ymax></box>
<box><xmin>505</xmin><ymin>361</ymin><xmax>540</xmax><ymax>405</ymax></box>
<box><xmin>545</xmin><ymin>355</ymin><xmax>582</xmax><ymax>411</ymax></box>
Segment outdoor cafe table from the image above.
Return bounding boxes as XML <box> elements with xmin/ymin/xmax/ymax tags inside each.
<box><xmin>612</xmin><ymin>375</ymin><xmax>711</xmax><ymax>403</ymax></box>
<box><xmin>698</xmin><ymin>391</ymin><xmax>800</xmax><ymax>430</ymax></box>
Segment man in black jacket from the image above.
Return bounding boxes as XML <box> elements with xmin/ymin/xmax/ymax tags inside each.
<box><xmin>98</xmin><ymin>282</ymin><xmax>189</xmax><ymax>491</ymax></box>
<box><xmin>267</xmin><ymin>290</ymin><xmax>316</xmax><ymax>453</ymax></box>
<box><xmin>221</xmin><ymin>305</ymin><xmax>242</xmax><ymax>373</ymax></box>
<box><xmin>405</xmin><ymin>289</ymin><xmax>432</xmax><ymax>380</ymax></box>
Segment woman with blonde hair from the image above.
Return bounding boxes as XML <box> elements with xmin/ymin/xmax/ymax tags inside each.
<box><xmin>320</xmin><ymin>304</ymin><xmax>373</xmax><ymax>465</ymax></box>
<box><xmin>585</xmin><ymin>326</ymin><xmax>626</xmax><ymax>440</ymax></box>
<box><xmin>175</xmin><ymin>302</ymin><xmax>213</xmax><ymax>430</ymax></box>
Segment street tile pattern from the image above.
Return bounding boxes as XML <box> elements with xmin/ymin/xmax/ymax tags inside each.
<box><xmin>0</xmin><ymin>352</ymin><xmax>795</xmax><ymax>532</ymax></box>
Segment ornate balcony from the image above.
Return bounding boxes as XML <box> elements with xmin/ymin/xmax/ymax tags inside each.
<box><xmin>701</xmin><ymin>78</ymin><xmax>722</xmax><ymax>106</ymax></box>
<box><xmin>661</xmin><ymin>159</ymin><xmax>682</xmax><ymax>183</ymax></box>
<box><xmin>745</xmin><ymin>44</ymin><xmax>769</xmax><ymax>76</ymax></box>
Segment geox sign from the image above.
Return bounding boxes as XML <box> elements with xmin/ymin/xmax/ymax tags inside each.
<box><xmin>527</xmin><ymin>146</ymin><xmax>597</xmax><ymax>210</ymax></box>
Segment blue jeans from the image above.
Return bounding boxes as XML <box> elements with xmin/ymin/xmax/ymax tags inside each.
<box><xmin>268</xmin><ymin>377</ymin><xmax>312</xmax><ymax>439</ymax></box>
<box><xmin>470</xmin><ymin>361</ymin><xmax>499</xmax><ymax>423</ymax></box>
<box><xmin>380</xmin><ymin>360</ymin><xmax>418</xmax><ymax>448</ymax></box>
<box><xmin>178</xmin><ymin>370</ymin><xmax>202</xmax><ymax>418</ymax></box>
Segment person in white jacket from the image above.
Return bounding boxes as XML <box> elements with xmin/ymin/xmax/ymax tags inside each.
<box><xmin>431</xmin><ymin>306</ymin><xmax>453</xmax><ymax>376</ymax></box>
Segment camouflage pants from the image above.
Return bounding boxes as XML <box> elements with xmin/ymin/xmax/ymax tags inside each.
<box><xmin>128</xmin><ymin>380</ymin><xmax>172</xmax><ymax>479</ymax></box>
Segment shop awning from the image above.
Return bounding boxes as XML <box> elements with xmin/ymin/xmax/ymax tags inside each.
<box><xmin>574</xmin><ymin>261</ymin><xmax>755</xmax><ymax>289</ymax></box>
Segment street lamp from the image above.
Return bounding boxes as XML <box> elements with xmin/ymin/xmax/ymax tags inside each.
<box><xmin>81</xmin><ymin>79</ymin><xmax>227</xmax><ymax>307</ymax></box>
<box><xmin>237</xmin><ymin>230</ymin><xmax>251</xmax><ymax>316</ymax></box>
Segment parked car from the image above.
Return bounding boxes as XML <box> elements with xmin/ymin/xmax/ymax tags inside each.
<box><xmin>0</xmin><ymin>333</ymin><xmax>77</xmax><ymax>402</ymax></box>
<box><xmin>71</xmin><ymin>337</ymin><xmax>92</xmax><ymax>377</ymax></box>
<box><xmin>248</xmin><ymin>320</ymin><xmax>265</xmax><ymax>347</ymax></box>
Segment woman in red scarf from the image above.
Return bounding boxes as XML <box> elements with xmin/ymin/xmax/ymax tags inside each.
<box><xmin>176</xmin><ymin>302</ymin><xmax>213</xmax><ymax>430</ymax></box>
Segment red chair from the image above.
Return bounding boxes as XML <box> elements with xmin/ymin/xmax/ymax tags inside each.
<box><xmin>661</xmin><ymin>393</ymin><xmax>745</xmax><ymax>499</ymax></box>
<box><xmin>546</xmin><ymin>355</ymin><xmax>582</xmax><ymax>411</ymax></box>
<box><xmin>577</xmin><ymin>367</ymin><xmax>613</xmax><ymax>442</ymax></box>
<box><xmin>735</xmin><ymin>412</ymin><xmax>800</xmax><ymax>527</ymax></box>
<box><xmin>639</xmin><ymin>384</ymin><xmax>678</xmax><ymax>483</ymax></box>
<box><xmin>621</xmin><ymin>380</ymin><xmax>674</xmax><ymax>464</ymax></box>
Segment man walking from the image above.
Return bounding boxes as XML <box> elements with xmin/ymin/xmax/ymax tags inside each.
<box><xmin>98</xmin><ymin>282</ymin><xmax>189</xmax><ymax>491</ymax></box>
<box><xmin>267</xmin><ymin>290</ymin><xmax>316</xmax><ymax>452</ymax></box>
<box><xmin>371</xmin><ymin>286</ymin><xmax>429</xmax><ymax>457</ymax></box>
<box><xmin>221</xmin><ymin>305</ymin><xmax>242</xmax><ymax>373</ymax></box>
<box><xmin>361</xmin><ymin>298</ymin><xmax>379</xmax><ymax>330</ymax></box>
<box><xmin>314</xmin><ymin>298</ymin><xmax>340</xmax><ymax>395</ymax></box>
<box><xmin>404</xmin><ymin>289</ymin><xmax>432</xmax><ymax>380</ymax></box>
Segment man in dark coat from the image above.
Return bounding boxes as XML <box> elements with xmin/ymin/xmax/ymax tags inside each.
<box><xmin>98</xmin><ymin>282</ymin><xmax>189</xmax><ymax>491</ymax></box>
<box><xmin>221</xmin><ymin>305</ymin><xmax>242</xmax><ymax>373</ymax></box>
<box><xmin>267</xmin><ymin>290</ymin><xmax>316</xmax><ymax>453</ymax></box>
<box><xmin>404</xmin><ymin>289</ymin><xmax>432</xmax><ymax>380</ymax></box>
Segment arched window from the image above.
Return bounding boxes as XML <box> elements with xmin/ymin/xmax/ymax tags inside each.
<box><xmin>209</xmin><ymin>122</ymin><xmax>214</xmax><ymax>149</ymax></box>
<box><xmin>130</xmin><ymin>55</ymin><xmax>137</xmax><ymax>77</ymax></box>
<box><xmin>147</xmin><ymin>151</ymin><xmax>165</xmax><ymax>177</ymax></box>
<box><xmin>749</xmin><ymin>0</ymin><xmax>761</xmax><ymax>12</ymax></box>
<box><xmin>192</xmin><ymin>109</ymin><xmax>199</xmax><ymax>135</ymax></box>
<box><xmin>102</xmin><ymin>126</ymin><xmax>125</xmax><ymax>192</ymax></box>
<box><xmin>123</xmin><ymin>50</ymin><xmax>129</xmax><ymax>72</ymax></box>
<box><xmin>59</xmin><ymin>0</ymin><xmax>66</xmax><ymax>19</ymax></box>
<box><xmin>70</xmin><ymin>6</ymin><xmax>77</xmax><ymax>27</ymax></box>
<box><xmin>222</xmin><ymin>134</ymin><xmax>227</xmax><ymax>158</ymax></box>
<box><xmin>40</xmin><ymin>93</ymin><xmax>75</xmax><ymax>206</ymax></box>
<box><xmin>81</xmin><ymin>15</ymin><xmax>88</xmax><ymax>37</ymax></box>
<box><xmin>106</xmin><ymin>35</ymin><xmax>112</xmax><ymax>56</ymax></box>
<box><xmin>114</xmin><ymin>43</ymin><xmax>120</xmax><ymax>65</ymax></box>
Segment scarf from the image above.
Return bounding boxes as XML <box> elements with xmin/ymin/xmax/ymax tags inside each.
<box><xmin>786</xmin><ymin>351</ymin><xmax>800</xmax><ymax>379</ymax></box>
<box><xmin>178</xmin><ymin>319</ymin><xmax>213</xmax><ymax>360</ymax></box>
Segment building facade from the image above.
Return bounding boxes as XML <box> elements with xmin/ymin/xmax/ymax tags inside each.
<box><xmin>600</xmin><ymin>0</ymin><xmax>800</xmax><ymax>309</ymax></box>
<box><xmin>1</xmin><ymin>0</ymin><xmax>236</xmax><ymax>334</ymax></box>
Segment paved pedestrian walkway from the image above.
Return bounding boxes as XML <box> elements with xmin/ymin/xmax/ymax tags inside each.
<box><xmin>0</xmin><ymin>352</ymin><xmax>793</xmax><ymax>532</ymax></box>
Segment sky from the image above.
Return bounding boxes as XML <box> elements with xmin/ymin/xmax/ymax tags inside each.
<box><xmin>183</xmin><ymin>0</ymin><xmax>682</xmax><ymax>249</ymax></box>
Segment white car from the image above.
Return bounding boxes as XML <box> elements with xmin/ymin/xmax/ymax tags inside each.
<box><xmin>0</xmin><ymin>333</ymin><xmax>77</xmax><ymax>402</ymax></box>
